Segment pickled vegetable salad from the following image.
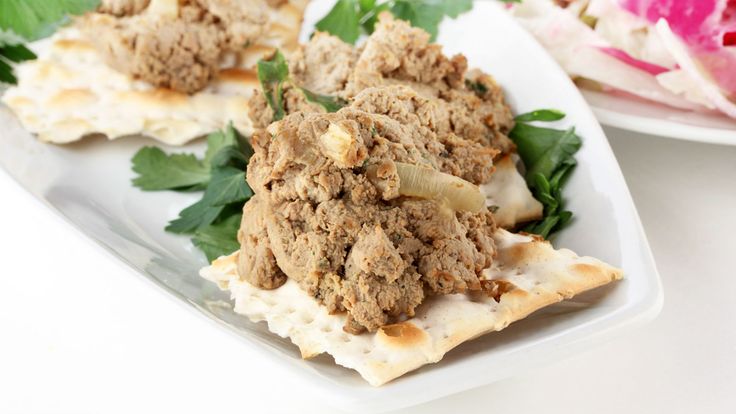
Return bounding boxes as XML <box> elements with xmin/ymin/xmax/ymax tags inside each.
<box><xmin>511</xmin><ymin>0</ymin><xmax>736</xmax><ymax>119</ymax></box>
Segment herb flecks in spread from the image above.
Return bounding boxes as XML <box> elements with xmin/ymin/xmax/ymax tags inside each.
<box><xmin>131</xmin><ymin>124</ymin><xmax>254</xmax><ymax>261</ymax></box>
<box><xmin>257</xmin><ymin>50</ymin><xmax>348</xmax><ymax>122</ymax></box>
<box><xmin>126</xmin><ymin>15</ymin><xmax>580</xmax><ymax>276</ymax></box>
<box><xmin>250</xmin><ymin>14</ymin><xmax>515</xmax><ymax>160</ymax></box>
<box><xmin>112</xmin><ymin>1</ymin><xmax>619</xmax><ymax>386</ymax></box>
<box><xmin>79</xmin><ymin>0</ymin><xmax>278</xmax><ymax>94</ymax></box>
<box><xmin>244</xmin><ymin>106</ymin><xmax>497</xmax><ymax>334</ymax></box>
<box><xmin>238</xmin><ymin>16</ymin><xmax>528</xmax><ymax>334</ymax></box>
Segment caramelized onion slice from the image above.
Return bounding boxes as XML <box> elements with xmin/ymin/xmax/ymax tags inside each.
<box><xmin>147</xmin><ymin>0</ymin><xmax>179</xmax><ymax>17</ymax></box>
<box><xmin>395</xmin><ymin>162</ymin><xmax>485</xmax><ymax>213</ymax></box>
<box><xmin>319</xmin><ymin>123</ymin><xmax>366</xmax><ymax>168</ymax></box>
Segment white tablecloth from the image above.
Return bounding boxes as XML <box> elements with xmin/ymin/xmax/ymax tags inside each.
<box><xmin>1</xmin><ymin>127</ymin><xmax>735</xmax><ymax>413</ymax></box>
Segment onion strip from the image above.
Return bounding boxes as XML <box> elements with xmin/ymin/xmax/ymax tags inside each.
<box><xmin>146</xmin><ymin>0</ymin><xmax>179</xmax><ymax>17</ymax></box>
<box><xmin>395</xmin><ymin>162</ymin><xmax>485</xmax><ymax>213</ymax></box>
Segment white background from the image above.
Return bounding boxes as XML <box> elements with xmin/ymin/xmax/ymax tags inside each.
<box><xmin>1</xmin><ymin>127</ymin><xmax>735</xmax><ymax>413</ymax></box>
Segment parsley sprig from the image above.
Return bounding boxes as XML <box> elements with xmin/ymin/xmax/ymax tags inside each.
<box><xmin>130</xmin><ymin>49</ymin><xmax>346</xmax><ymax>262</ymax></box>
<box><xmin>0</xmin><ymin>0</ymin><xmax>100</xmax><ymax>84</ymax></box>
<box><xmin>509</xmin><ymin>109</ymin><xmax>582</xmax><ymax>238</ymax></box>
<box><xmin>258</xmin><ymin>50</ymin><xmax>347</xmax><ymax>122</ymax></box>
<box><xmin>315</xmin><ymin>0</ymin><xmax>473</xmax><ymax>44</ymax></box>
<box><xmin>131</xmin><ymin>124</ymin><xmax>254</xmax><ymax>262</ymax></box>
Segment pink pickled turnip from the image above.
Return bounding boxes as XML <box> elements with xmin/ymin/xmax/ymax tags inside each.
<box><xmin>655</xmin><ymin>19</ymin><xmax>736</xmax><ymax>118</ymax></box>
<box><xmin>618</xmin><ymin>0</ymin><xmax>736</xmax><ymax>102</ymax></box>
<box><xmin>511</xmin><ymin>0</ymin><xmax>699</xmax><ymax>110</ymax></box>
<box><xmin>724</xmin><ymin>32</ymin><xmax>736</xmax><ymax>45</ymax></box>
<box><xmin>618</xmin><ymin>0</ymin><xmax>729</xmax><ymax>49</ymax></box>
<box><xmin>597</xmin><ymin>46</ymin><xmax>671</xmax><ymax>75</ymax></box>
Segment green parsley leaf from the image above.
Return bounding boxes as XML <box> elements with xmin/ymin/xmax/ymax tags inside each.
<box><xmin>204</xmin><ymin>125</ymin><xmax>239</xmax><ymax>165</ymax></box>
<box><xmin>192</xmin><ymin>213</ymin><xmax>242</xmax><ymax>262</ymax></box>
<box><xmin>514</xmin><ymin>109</ymin><xmax>566</xmax><ymax>123</ymax></box>
<box><xmin>0</xmin><ymin>28</ymin><xmax>26</xmax><ymax>47</ymax></box>
<box><xmin>300</xmin><ymin>87</ymin><xmax>348</xmax><ymax>113</ymax></box>
<box><xmin>439</xmin><ymin>0</ymin><xmax>475</xmax><ymax>17</ymax></box>
<box><xmin>315</xmin><ymin>0</ymin><xmax>362</xmax><ymax>44</ymax></box>
<box><xmin>510</xmin><ymin>109</ymin><xmax>582</xmax><ymax>239</ymax></box>
<box><xmin>465</xmin><ymin>79</ymin><xmax>488</xmax><ymax>97</ymax></box>
<box><xmin>315</xmin><ymin>0</ymin><xmax>474</xmax><ymax>44</ymax></box>
<box><xmin>131</xmin><ymin>147</ymin><xmax>210</xmax><ymax>191</ymax></box>
<box><xmin>256</xmin><ymin>51</ymin><xmax>348</xmax><ymax>119</ymax></box>
<box><xmin>520</xmin><ymin>126</ymin><xmax>580</xmax><ymax>185</ymax></box>
<box><xmin>257</xmin><ymin>50</ymin><xmax>289</xmax><ymax>121</ymax></box>
<box><xmin>0</xmin><ymin>57</ymin><xmax>16</xmax><ymax>84</ymax></box>
<box><xmin>390</xmin><ymin>0</ymin><xmax>443</xmax><ymax>39</ymax></box>
<box><xmin>510</xmin><ymin>123</ymin><xmax>582</xmax><ymax>186</ymax></box>
<box><xmin>166</xmin><ymin>175</ymin><xmax>250</xmax><ymax>234</ymax></box>
<box><xmin>167</xmin><ymin>165</ymin><xmax>251</xmax><ymax>233</ymax></box>
<box><xmin>209</xmin><ymin>146</ymin><xmax>249</xmax><ymax>169</ymax></box>
<box><xmin>132</xmin><ymin>124</ymin><xmax>255</xmax><ymax>261</ymax></box>
<box><xmin>204</xmin><ymin>166</ymin><xmax>253</xmax><ymax>207</ymax></box>
<box><xmin>523</xmin><ymin>215</ymin><xmax>560</xmax><ymax>238</ymax></box>
<box><xmin>165</xmin><ymin>132</ymin><xmax>253</xmax><ymax>233</ymax></box>
<box><xmin>358</xmin><ymin>0</ymin><xmax>387</xmax><ymax>32</ymax></box>
<box><xmin>131</xmin><ymin>124</ymin><xmax>251</xmax><ymax>192</ymax></box>
<box><xmin>165</xmin><ymin>170</ymin><xmax>247</xmax><ymax>233</ymax></box>
<box><xmin>0</xmin><ymin>44</ymin><xmax>36</xmax><ymax>62</ymax></box>
<box><xmin>0</xmin><ymin>0</ymin><xmax>99</xmax><ymax>84</ymax></box>
<box><xmin>0</xmin><ymin>0</ymin><xmax>100</xmax><ymax>41</ymax></box>
<box><xmin>360</xmin><ymin>1</ymin><xmax>391</xmax><ymax>34</ymax></box>
<box><xmin>166</xmin><ymin>199</ymin><xmax>225</xmax><ymax>234</ymax></box>
<box><xmin>205</xmin><ymin>123</ymin><xmax>253</xmax><ymax>169</ymax></box>
<box><xmin>0</xmin><ymin>29</ymin><xmax>29</xmax><ymax>83</ymax></box>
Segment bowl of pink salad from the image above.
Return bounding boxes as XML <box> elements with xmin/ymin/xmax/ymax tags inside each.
<box><xmin>509</xmin><ymin>0</ymin><xmax>736</xmax><ymax>141</ymax></box>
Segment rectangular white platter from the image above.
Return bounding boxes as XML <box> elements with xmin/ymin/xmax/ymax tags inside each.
<box><xmin>0</xmin><ymin>1</ymin><xmax>662</xmax><ymax>412</ymax></box>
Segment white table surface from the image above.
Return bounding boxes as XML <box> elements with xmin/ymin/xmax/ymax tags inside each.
<box><xmin>1</xmin><ymin>126</ymin><xmax>735</xmax><ymax>414</ymax></box>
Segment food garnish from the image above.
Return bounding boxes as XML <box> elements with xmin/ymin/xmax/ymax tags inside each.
<box><xmin>315</xmin><ymin>0</ymin><xmax>473</xmax><ymax>43</ymax></box>
<box><xmin>0</xmin><ymin>1</ymin><xmax>625</xmax><ymax>387</ymax></box>
<box><xmin>0</xmin><ymin>0</ymin><xmax>100</xmax><ymax>84</ymax></box>
<box><xmin>394</xmin><ymin>162</ymin><xmax>486</xmax><ymax>213</ymax></box>
<box><xmin>1</xmin><ymin>0</ymin><xmax>309</xmax><ymax>144</ymax></box>
<box><xmin>510</xmin><ymin>109</ymin><xmax>582</xmax><ymax>238</ymax></box>
<box><xmin>131</xmin><ymin>124</ymin><xmax>254</xmax><ymax>262</ymax></box>
<box><xmin>129</xmin><ymin>13</ymin><xmax>582</xmax><ymax>262</ymax></box>
<box><xmin>257</xmin><ymin>50</ymin><xmax>347</xmax><ymax>122</ymax></box>
<box><xmin>509</xmin><ymin>0</ymin><xmax>736</xmax><ymax>119</ymax></box>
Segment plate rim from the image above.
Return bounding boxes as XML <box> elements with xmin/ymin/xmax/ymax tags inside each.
<box><xmin>592</xmin><ymin>106</ymin><xmax>736</xmax><ymax>144</ymax></box>
<box><xmin>0</xmin><ymin>1</ymin><xmax>665</xmax><ymax>412</ymax></box>
<box><xmin>580</xmin><ymin>91</ymin><xmax>736</xmax><ymax>145</ymax></box>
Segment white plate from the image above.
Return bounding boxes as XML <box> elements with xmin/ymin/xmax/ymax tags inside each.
<box><xmin>0</xmin><ymin>1</ymin><xmax>662</xmax><ymax>412</ymax></box>
<box><xmin>582</xmin><ymin>89</ymin><xmax>736</xmax><ymax>144</ymax></box>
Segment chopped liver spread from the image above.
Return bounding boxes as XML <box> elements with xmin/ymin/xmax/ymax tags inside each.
<box><xmin>249</xmin><ymin>14</ymin><xmax>515</xmax><ymax>157</ymax></box>
<box><xmin>84</xmin><ymin>0</ymin><xmax>274</xmax><ymax>93</ymax></box>
<box><xmin>238</xmin><ymin>16</ymin><xmax>515</xmax><ymax>334</ymax></box>
<box><xmin>99</xmin><ymin>0</ymin><xmax>151</xmax><ymax>16</ymax></box>
<box><xmin>241</xmin><ymin>94</ymin><xmax>499</xmax><ymax>334</ymax></box>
